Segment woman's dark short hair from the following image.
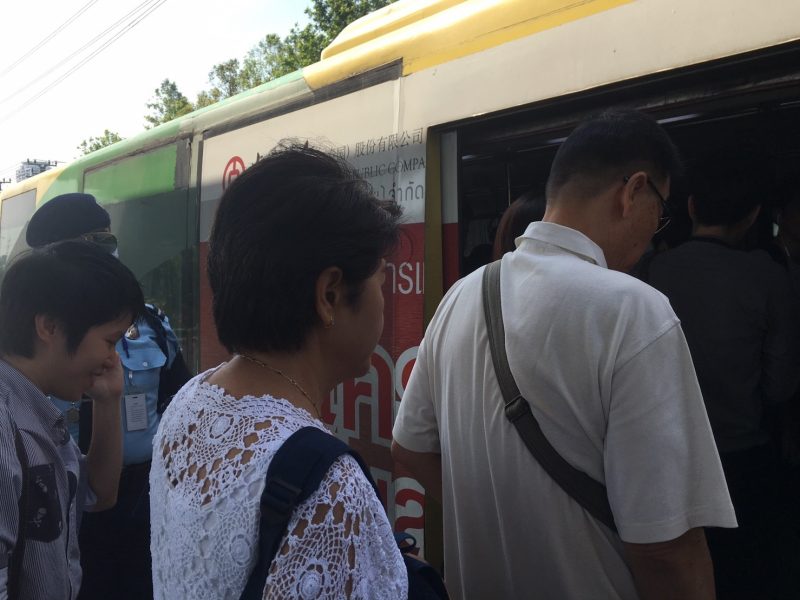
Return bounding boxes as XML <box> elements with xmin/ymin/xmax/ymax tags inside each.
<box><xmin>546</xmin><ymin>109</ymin><xmax>682</xmax><ymax>200</ymax></box>
<box><xmin>208</xmin><ymin>143</ymin><xmax>402</xmax><ymax>354</ymax></box>
<box><xmin>0</xmin><ymin>241</ymin><xmax>145</xmax><ymax>357</ymax></box>
<box><xmin>492</xmin><ymin>191</ymin><xmax>547</xmax><ymax>260</ymax></box>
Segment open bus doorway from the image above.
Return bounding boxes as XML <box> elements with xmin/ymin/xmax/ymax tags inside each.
<box><xmin>454</xmin><ymin>99</ymin><xmax>800</xmax><ymax>279</ymax></box>
<box><xmin>444</xmin><ymin>40</ymin><xmax>800</xmax><ymax>281</ymax></box>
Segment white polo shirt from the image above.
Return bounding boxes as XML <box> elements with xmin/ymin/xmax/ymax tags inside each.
<box><xmin>394</xmin><ymin>221</ymin><xmax>737</xmax><ymax>600</ymax></box>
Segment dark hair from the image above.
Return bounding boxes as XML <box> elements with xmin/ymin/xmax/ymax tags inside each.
<box><xmin>208</xmin><ymin>143</ymin><xmax>402</xmax><ymax>354</ymax></box>
<box><xmin>492</xmin><ymin>191</ymin><xmax>546</xmax><ymax>260</ymax></box>
<box><xmin>0</xmin><ymin>241</ymin><xmax>145</xmax><ymax>357</ymax></box>
<box><xmin>546</xmin><ymin>109</ymin><xmax>682</xmax><ymax>201</ymax></box>
<box><xmin>689</xmin><ymin>157</ymin><xmax>764</xmax><ymax>226</ymax></box>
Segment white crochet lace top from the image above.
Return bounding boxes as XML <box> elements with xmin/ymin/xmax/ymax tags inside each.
<box><xmin>150</xmin><ymin>370</ymin><xmax>407</xmax><ymax>600</ymax></box>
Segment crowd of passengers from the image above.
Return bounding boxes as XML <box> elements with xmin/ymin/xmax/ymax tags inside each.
<box><xmin>0</xmin><ymin>109</ymin><xmax>798</xmax><ymax>600</ymax></box>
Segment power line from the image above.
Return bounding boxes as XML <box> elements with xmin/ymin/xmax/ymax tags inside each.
<box><xmin>0</xmin><ymin>0</ymin><xmax>162</xmax><ymax>106</ymax></box>
<box><xmin>0</xmin><ymin>0</ymin><xmax>102</xmax><ymax>78</ymax></box>
<box><xmin>0</xmin><ymin>0</ymin><xmax>169</xmax><ymax>125</ymax></box>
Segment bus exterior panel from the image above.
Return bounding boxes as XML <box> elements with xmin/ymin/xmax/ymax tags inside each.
<box><xmin>2</xmin><ymin>0</ymin><xmax>800</xmax><ymax>562</ymax></box>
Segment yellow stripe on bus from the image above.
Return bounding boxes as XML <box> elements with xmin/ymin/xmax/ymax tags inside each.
<box><xmin>305</xmin><ymin>0</ymin><xmax>633</xmax><ymax>89</ymax></box>
<box><xmin>1</xmin><ymin>166</ymin><xmax>65</xmax><ymax>206</ymax></box>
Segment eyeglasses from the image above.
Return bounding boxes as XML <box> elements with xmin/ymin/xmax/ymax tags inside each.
<box><xmin>79</xmin><ymin>231</ymin><xmax>118</xmax><ymax>254</ymax></box>
<box><xmin>623</xmin><ymin>175</ymin><xmax>671</xmax><ymax>233</ymax></box>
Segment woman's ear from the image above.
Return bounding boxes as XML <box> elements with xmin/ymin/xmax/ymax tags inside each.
<box><xmin>315</xmin><ymin>266</ymin><xmax>344</xmax><ymax>328</ymax></box>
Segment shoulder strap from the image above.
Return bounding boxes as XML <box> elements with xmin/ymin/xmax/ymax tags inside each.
<box><xmin>143</xmin><ymin>304</ymin><xmax>191</xmax><ymax>414</ymax></box>
<box><xmin>8</xmin><ymin>425</ymin><xmax>29</xmax><ymax>600</ymax></box>
<box><xmin>481</xmin><ymin>261</ymin><xmax>618</xmax><ymax>532</ymax></box>
<box><xmin>142</xmin><ymin>305</ymin><xmax>169</xmax><ymax>360</ymax></box>
<box><xmin>239</xmin><ymin>427</ymin><xmax>371</xmax><ymax>600</ymax></box>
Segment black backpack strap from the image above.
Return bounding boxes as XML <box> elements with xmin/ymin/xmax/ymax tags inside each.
<box><xmin>482</xmin><ymin>260</ymin><xmax>618</xmax><ymax>532</ymax></box>
<box><xmin>239</xmin><ymin>427</ymin><xmax>362</xmax><ymax>600</ymax></box>
<box><xmin>8</xmin><ymin>424</ymin><xmax>29</xmax><ymax>600</ymax></box>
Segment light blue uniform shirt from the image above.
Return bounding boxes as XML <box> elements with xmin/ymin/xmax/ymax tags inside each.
<box><xmin>50</xmin><ymin>308</ymin><xmax>180</xmax><ymax>466</ymax></box>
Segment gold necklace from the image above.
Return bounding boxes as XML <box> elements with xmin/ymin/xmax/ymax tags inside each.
<box><xmin>238</xmin><ymin>354</ymin><xmax>322</xmax><ymax>420</ymax></box>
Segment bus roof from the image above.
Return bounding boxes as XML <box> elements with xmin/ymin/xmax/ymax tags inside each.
<box><xmin>2</xmin><ymin>0</ymin><xmax>630</xmax><ymax>201</ymax></box>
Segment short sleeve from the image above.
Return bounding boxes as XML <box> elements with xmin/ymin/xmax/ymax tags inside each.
<box><xmin>393</xmin><ymin>334</ymin><xmax>441</xmax><ymax>454</ymax></box>
<box><xmin>604</xmin><ymin>323</ymin><xmax>737</xmax><ymax>543</ymax></box>
<box><xmin>78</xmin><ymin>453</ymin><xmax>97</xmax><ymax>512</ymax></box>
<box><xmin>263</xmin><ymin>454</ymin><xmax>406</xmax><ymax>599</ymax></box>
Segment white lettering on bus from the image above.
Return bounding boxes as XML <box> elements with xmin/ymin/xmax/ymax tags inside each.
<box><xmin>385</xmin><ymin>262</ymin><xmax>424</xmax><ymax>295</ymax></box>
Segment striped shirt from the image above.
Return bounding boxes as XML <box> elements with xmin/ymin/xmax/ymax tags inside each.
<box><xmin>0</xmin><ymin>359</ymin><xmax>95</xmax><ymax>600</ymax></box>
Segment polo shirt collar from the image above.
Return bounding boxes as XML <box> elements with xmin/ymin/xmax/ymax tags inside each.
<box><xmin>517</xmin><ymin>221</ymin><xmax>608</xmax><ymax>268</ymax></box>
<box><xmin>0</xmin><ymin>358</ymin><xmax>70</xmax><ymax>444</ymax></box>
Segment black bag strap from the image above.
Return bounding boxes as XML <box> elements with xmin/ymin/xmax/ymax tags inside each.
<box><xmin>481</xmin><ymin>260</ymin><xmax>618</xmax><ymax>532</ymax></box>
<box><xmin>241</xmin><ymin>428</ymin><xmax>449</xmax><ymax>600</ymax></box>
<box><xmin>142</xmin><ymin>305</ymin><xmax>191</xmax><ymax>414</ymax></box>
<box><xmin>8</xmin><ymin>424</ymin><xmax>29</xmax><ymax>600</ymax></box>
<box><xmin>142</xmin><ymin>305</ymin><xmax>170</xmax><ymax>360</ymax></box>
<box><xmin>239</xmin><ymin>427</ymin><xmax>373</xmax><ymax>600</ymax></box>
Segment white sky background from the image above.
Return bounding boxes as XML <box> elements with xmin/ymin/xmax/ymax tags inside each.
<box><xmin>0</xmin><ymin>0</ymin><xmax>308</xmax><ymax>181</ymax></box>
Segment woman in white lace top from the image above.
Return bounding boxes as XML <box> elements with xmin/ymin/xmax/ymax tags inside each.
<box><xmin>150</xmin><ymin>144</ymin><xmax>407</xmax><ymax>599</ymax></box>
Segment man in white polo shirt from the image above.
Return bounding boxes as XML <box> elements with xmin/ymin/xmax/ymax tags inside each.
<box><xmin>392</xmin><ymin>110</ymin><xmax>737</xmax><ymax>600</ymax></box>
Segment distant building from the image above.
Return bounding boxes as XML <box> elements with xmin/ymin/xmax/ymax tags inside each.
<box><xmin>16</xmin><ymin>159</ymin><xmax>56</xmax><ymax>182</ymax></box>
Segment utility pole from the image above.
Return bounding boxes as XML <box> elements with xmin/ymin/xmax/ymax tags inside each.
<box><xmin>0</xmin><ymin>178</ymin><xmax>11</xmax><ymax>191</ymax></box>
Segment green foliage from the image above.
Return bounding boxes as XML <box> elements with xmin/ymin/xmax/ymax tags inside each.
<box><xmin>77</xmin><ymin>129</ymin><xmax>123</xmax><ymax>155</ymax></box>
<box><xmin>82</xmin><ymin>0</ymin><xmax>396</xmax><ymax>138</ymax></box>
<box><xmin>194</xmin><ymin>0</ymin><xmax>394</xmax><ymax>106</ymax></box>
<box><xmin>144</xmin><ymin>79</ymin><xmax>194</xmax><ymax>128</ymax></box>
<box><xmin>306</xmin><ymin>0</ymin><xmax>393</xmax><ymax>44</ymax></box>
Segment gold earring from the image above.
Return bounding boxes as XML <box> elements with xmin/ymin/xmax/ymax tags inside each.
<box><xmin>326</xmin><ymin>315</ymin><xmax>335</xmax><ymax>328</ymax></box>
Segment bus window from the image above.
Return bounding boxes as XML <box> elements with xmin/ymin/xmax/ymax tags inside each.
<box><xmin>0</xmin><ymin>189</ymin><xmax>36</xmax><ymax>278</ymax></box>
<box><xmin>84</xmin><ymin>143</ymin><xmax>197</xmax><ymax>368</ymax></box>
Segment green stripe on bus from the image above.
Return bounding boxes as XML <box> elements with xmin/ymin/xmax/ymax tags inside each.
<box><xmin>84</xmin><ymin>144</ymin><xmax>177</xmax><ymax>204</ymax></box>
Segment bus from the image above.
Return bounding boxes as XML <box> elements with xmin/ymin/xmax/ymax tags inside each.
<box><xmin>2</xmin><ymin>0</ymin><xmax>800</xmax><ymax>561</ymax></box>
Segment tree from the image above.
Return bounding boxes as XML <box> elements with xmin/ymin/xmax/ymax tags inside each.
<box><xmin>144</xmin><ymin>79</ymin><xmax>193</xmax><ymax>128</ymax></box>
<box><xmin>195</xmin><ymin>59</ymin><xmax>246</xmax><ymax>109</ymax></box>
<box><xmin>77</xmin><ymin>129</ymin><xmax>123</xmax><ymax>155</ymax></box>
<box><xmin>193</xmin><ymin>0</ymin><xmax>394</xmax><ymax>107</ymax></box>
<box><xmin>276</xmin><ymin>0</ymin><xmax>394</xmax><ymax>76</ymax></box>
<box><xmin>239</xmin><ymin>34</ymin><xmax>287</xmax><ymax>88</ymax></box>
<box><xmin>306</xmin><ymin>0</ymin><xmax>393</xmax><ymax>47</ymax></box>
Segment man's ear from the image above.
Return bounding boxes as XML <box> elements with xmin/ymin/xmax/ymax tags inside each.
<box><xmin>315</xmin><ymin>266</ymin><xmax>344</xmax><ymax>329</ymax></box>
<box><xmin>34</xmin><ymin>314</ymin><xmax>60</xmax><ymax>347</ymax></box>
<box><xmin>621</xmin><ymin>171</ymin><xmax>647</xmax><ymax>219</ymax></box>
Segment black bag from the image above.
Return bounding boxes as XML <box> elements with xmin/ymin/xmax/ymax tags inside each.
<box><xmin>482</xmin><ymin>260</ymin><xmax>618</xmax><ymax>532</ymax></box>
<box><xmin>239</xmin><ymin>426</ymin><xmax>449</xmax><ymax>600</ymax></box>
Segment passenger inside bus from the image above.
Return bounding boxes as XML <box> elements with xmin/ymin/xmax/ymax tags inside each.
<box><xmin>646</xmin><ymin>157</ymin><xmax>800</xmax><ymax>598</ymax></box>
<box><xmin>491</xmin><ymin>190</ymin><xmax>546</xmax><ymax>260</ymax></box>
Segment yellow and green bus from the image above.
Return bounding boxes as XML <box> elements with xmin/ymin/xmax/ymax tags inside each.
<box><xmin>2</xmin><ymin>0</ymin><xmax>799</xmax><ymax>557</ymax></box>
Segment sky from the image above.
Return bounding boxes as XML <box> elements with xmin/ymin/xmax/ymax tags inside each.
<box><xmin>0</xmin><ymin>0</ymin><xmax>308</xmax><ymax>182</ymax></box>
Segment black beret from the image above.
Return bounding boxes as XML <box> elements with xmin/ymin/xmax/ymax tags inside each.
<box><xmin>26</xmin><ymin>193</ymin><xmax>111</xmax><ymax>248</ymax></box>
